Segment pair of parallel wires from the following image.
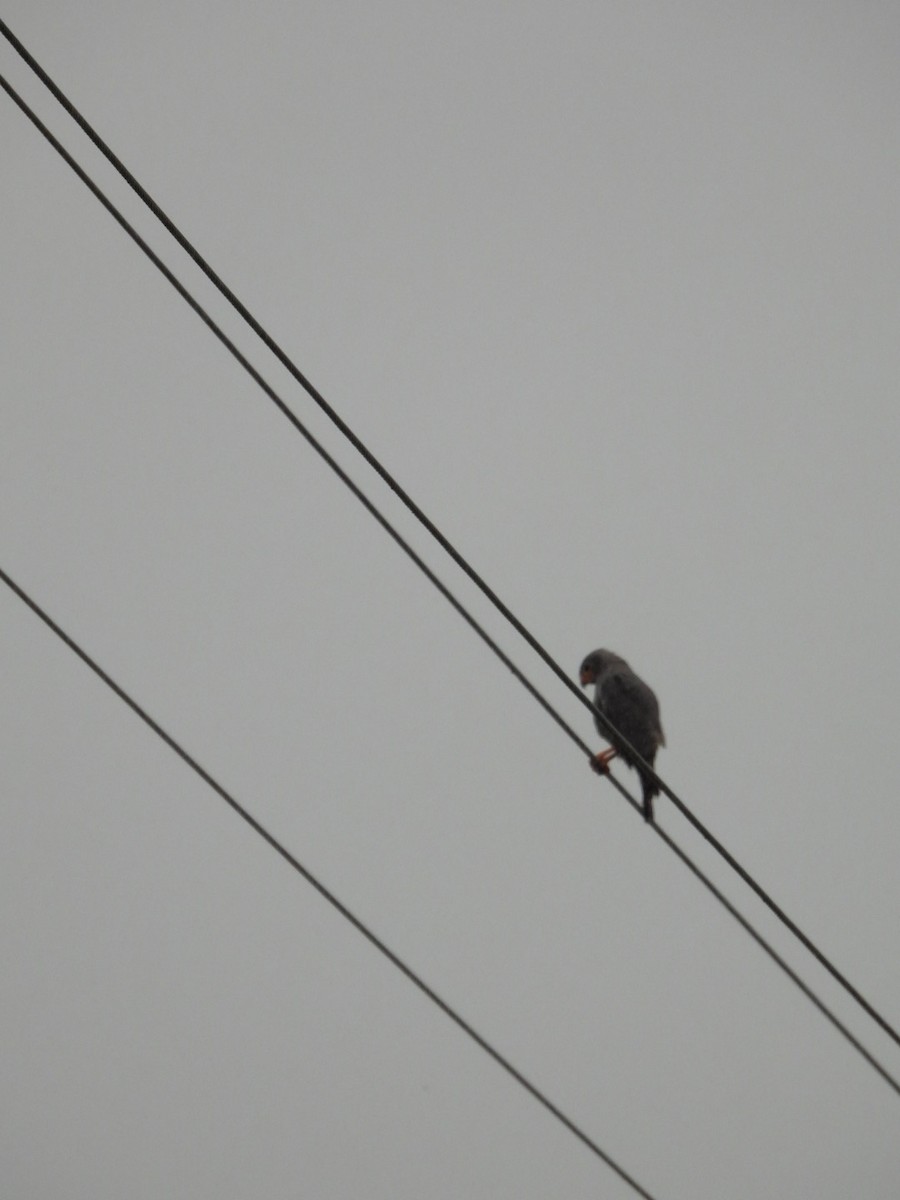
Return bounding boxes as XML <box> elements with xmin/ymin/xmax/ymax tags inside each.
<box><xmin>2</xmin><ymin>20</ymin><xmax>899</xmax><ymax>1199</ymax></box>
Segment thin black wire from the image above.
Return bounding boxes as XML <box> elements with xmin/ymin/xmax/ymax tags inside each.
<box><xmin>2</xmin><ymin>69</ymin><xmax>899</xmax><ymax>1101</ymax></box>
<box><xmin>0</xmin><ymin>566</ymin><xmax>657</xmax><ymax>1199</ymax></box>
<box><xmin>3</xmin><ymin>18</ymin><xmax>897</xmax><ymax>1060</ymax></box>
<box><xmin>1</xmin><ymin>87</ymin><xmax>900</xmax><ymax>1104</ymax></box>
<box><xmin>0</xmin><ymin>71</ymin><xmax>582</xmax><ymax>763</ymax></box>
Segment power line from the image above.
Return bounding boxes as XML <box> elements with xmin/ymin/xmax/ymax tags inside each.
<box><xmin>0</xmin><ymin>72</ymin><xmax>582</xmax><ymax>760</ymax></box>
<box><xmin>2</xmin><ymin>17</ymin><xmax>896</xmax><ymax>1059</ymax></box>
<box><xmin>2</xmin><ymin>67</ymin><xmax>899</xmax><ymax>1098</ymax></box>
<box><xmin>0</xmin><ymin>564</ymin><xmax>659</xmax><ymax>1200</ymax></box>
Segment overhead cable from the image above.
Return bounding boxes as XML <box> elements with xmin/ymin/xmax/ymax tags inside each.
<box><xmin>0</xmin><ymin>562</ymin><xmax>658</xmax><ymax>1200</ymax></box>
<box><xmin>2</xmin><ymin>68</ymin><xmax>899</xmax><ymax>1097</ymax></box>
<box><xmin>1</xmin><ymin>18</ymin><xmax>895</xmax><ymax>1057</ymax></box>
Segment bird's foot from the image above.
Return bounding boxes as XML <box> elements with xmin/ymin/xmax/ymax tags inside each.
<box><xmin>589</xmin><ymin>748</ymin><xmax>618</xmax><ymax>775</ymax></box>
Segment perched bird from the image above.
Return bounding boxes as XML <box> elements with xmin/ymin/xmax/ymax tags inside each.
<box><xmin>579</xmin><ymin>649</ymin><xmax>665</xmax><ymax>822</ymax></box>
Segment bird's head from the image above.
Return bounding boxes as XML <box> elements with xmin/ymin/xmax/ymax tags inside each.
<box><xmin>579</xmin><ymin>648</ymin><xmax>626</xmax><ymax>687</ymax></box>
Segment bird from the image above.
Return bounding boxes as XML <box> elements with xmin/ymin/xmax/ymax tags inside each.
<box><xmin>579</xmin><ymin>648</ymin><xmax>665</xmax><ymax>822</ymax></box>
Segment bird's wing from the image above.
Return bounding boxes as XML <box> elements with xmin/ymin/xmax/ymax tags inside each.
<box><xmin>598</xmin><ymin>669</ymin><xmax>664</xmax><ymax>757</ymax></box>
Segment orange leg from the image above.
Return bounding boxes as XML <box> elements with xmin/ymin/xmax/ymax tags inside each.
<box><xmin>589</xmin><ymin>747</ymin><xmax>619</xmax><ymax>775</ymax></box>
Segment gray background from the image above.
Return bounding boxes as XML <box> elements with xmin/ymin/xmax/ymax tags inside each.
<box><xmin>2</xmin><ymin>3</ymin><xmax>899</xmax><ymax>1196</ymax></box>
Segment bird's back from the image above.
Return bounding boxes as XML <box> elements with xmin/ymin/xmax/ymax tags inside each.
<box><xmin>595</xmin><ymin>664</ymin><xmax>664</xmax><ymax>765</ymax></box>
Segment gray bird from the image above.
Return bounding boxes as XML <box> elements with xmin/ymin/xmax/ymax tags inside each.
<box><xmin>579</xmin><ymin>649</ymin><xmax>665</xmax><ymax>822</ymax></box>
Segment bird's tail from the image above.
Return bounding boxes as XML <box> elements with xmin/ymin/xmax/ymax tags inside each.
<box><xmin>640</xmin><ymin>773</ymin><xmax>657</xmax><ymax>824</ymax></box>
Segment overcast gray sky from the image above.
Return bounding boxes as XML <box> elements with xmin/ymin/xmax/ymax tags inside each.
<box><xmin>3</xmin><ymin>3</ymin><xmax>900</xmax><ymax>1197</ymax></box>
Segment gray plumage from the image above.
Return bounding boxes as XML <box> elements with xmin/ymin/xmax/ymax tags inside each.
<box><xmin>579</xmin><ymin>648</ymin><xmax>665</xmax><ymax>822</ymax></box>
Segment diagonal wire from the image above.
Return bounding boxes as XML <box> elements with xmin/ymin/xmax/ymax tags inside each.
<box><xmin>0</xmin><ymin>70</ymin><xmax>584</xmax><ymax>764</ymax></box>
<box><xmin>4</xmin><ymin>558</ymin><xmax>900</xmax><ymax>1109</ymax></box>
<box><xmin>2</xmin><ymin>64</ymin><xmax>900</xmax><ymax>1096</ymax></box>
<box><xmin>2</xmin><ymin>17</ymin><xmax>897</xmax><ymax>1058</ymax></box>
<box><xmin>1</xmin><ymin>90</ymin><xmax>899</xmax><ymax>1107</ymax></box>
<box><xmin>0</xmin><ymin>564</ymin><xmax>657</xmax><ymax>1199</ymax></box>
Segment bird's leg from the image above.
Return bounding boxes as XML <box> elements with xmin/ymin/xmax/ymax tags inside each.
<box><xmin>589</xmin><ymin>747</ymin><xmax>618</xmax><ymax>775</ymax></box>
